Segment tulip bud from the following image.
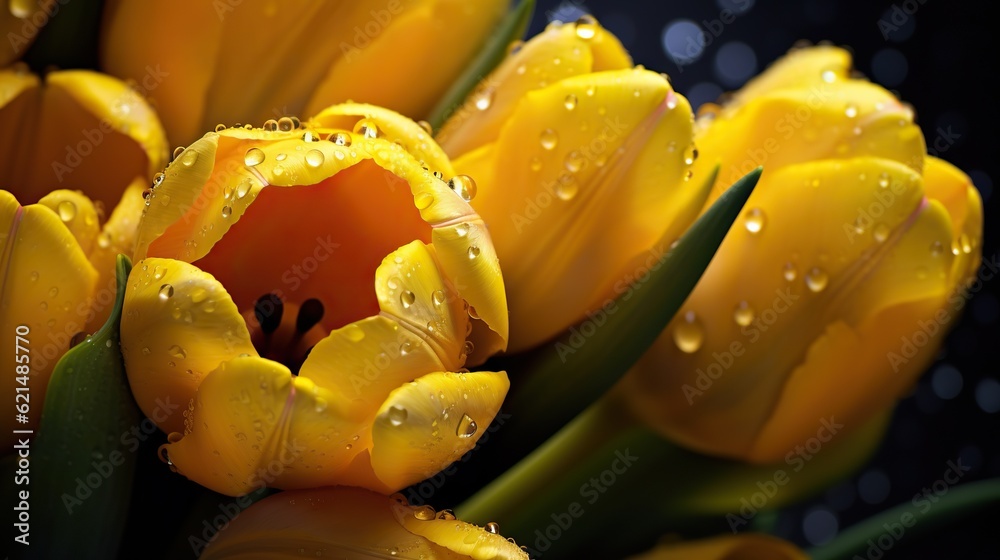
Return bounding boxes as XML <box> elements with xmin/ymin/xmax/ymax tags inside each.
<box><xmin>617</xmin><ymin>46</ymin><xmax>983</xmax><ymax>463</ymax></box>
<box><xmin>440</xmin><ymin>19</ymin><xmax>709</xmax><ymax>351</ymax></box>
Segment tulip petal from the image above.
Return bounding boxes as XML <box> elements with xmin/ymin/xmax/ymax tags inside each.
<box><xmin>1</xmin><ymin>190</ymin><xmax>98</xmax><ymax>446</ymax></box>
<box><xmin>37</xmin><ymin>189</ymin><xmax>100</xmax><ymax>255</ymax></box>
<box><xmin>165</xmin><ymin>356</ymin><xmax>362</xmax><ymax>496</ymax></box>
<box><xmin>436</xmin><ymin>17</ymin><xmax>632</xmax><ymax>156</ymax></box>
<box><xmin>623</xmin><ymin>157</ymin><xmax>953</xmax><ymax>461</ymax></box>
<box><xmin>201</xmin><ymin>486</ymin><xmax>478</xmax><ymax>559</ymax></box>
<box><xmin>728</xmin><ymin>45</ymin><xmax>852</xmax><ymax>108</ymax></box>
<box><xmin>369</xmin><ymin>370</ymin><xmax>509</xmax><ymax>492</ymax></box>
<box><xmin>1</xmin><ymin>3</ymin><xmax>56</xmax><ymax>65</ymax></box>
<box><xmin>311</xmin><ymin>102</ymin><xmax>454</xmax><ymax>178</ymax></box>
<box><xmin>627</xmin><ymin>533</ymin><xmax>806</xmax><ymax>560</ymax></box>
<box><xmin>86</xmin><ymin>178</ymin><xmax>147</xmax><ymax>331</ymax></box>
<box><xmin>393</xmin><ymin>497</ymin><xmax>529</xmax><ymax>560</ymax></box>
<box><xmin>0</xmin><ymin>69</ymin><xmax>167</xmax><ymax>209</ymax></box>
<box><xmin>120</xmin><ymin>257</ymin><xmax>256</xmax><ymax>434</ymax></box>
<box><xmin>923</xmin><ymin>156</ymin><xmax>984</xmax><ymax>285</ymax></box>
<box><xmin>302</xmin><ymin>0</ymin><xmax>509</xmax><ymax>121</ymax></box>
<box><xmin>699</xmin><ymin>80</ymin><xmax>924</xmax><ymax>201</ymax></box>
<box><xmin>457</xmin><ymin>68</ymin><xmax>699</xmax><ymax>350</ymax></box>
<box><xmin>301</xmin><ymin>240</ymin><xmax>469</xmax><ymax>411</ymax></box>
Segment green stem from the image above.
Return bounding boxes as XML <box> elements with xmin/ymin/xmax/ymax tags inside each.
<box><xmin>809</xmin><ymin>478</ymin><xmax>1000</xmax><ymax>560</ymax></box>
<box><xmin>456</xmin><ymin>398</ymin><xmax>631</xmax><ymax>524</ymax></box>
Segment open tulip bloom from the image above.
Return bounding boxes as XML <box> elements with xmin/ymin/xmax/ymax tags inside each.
<box><xmin>1</xmin><ymin>2</ymin><xmax>996</xmax><ymax>559</ymax></box>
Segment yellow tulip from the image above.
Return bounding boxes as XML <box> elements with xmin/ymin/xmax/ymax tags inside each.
<box><xmin>122</xmin><ymin>105</ymin><xmax>509</xmax><ymax>496</ymax></box>
<box><xmin>437</xmin><ymin>18</ymin><xmax>708</xmax><ymax>351</ymax></box>
<box><xmin>617</xmin><ymin>46</ymin><xmax>983</xmax><ymax>463</ymax></box>
<box><xmin>100</xmin><ymin>0</ymin><xmax>508</xmax><ymax>146</ymax></box>
<box><xmin>628</xmin><ymin>534</ymin><xmax>806</xmax><ymax>560</ymax></box>
<box><xmin>0</xmin><ymin>183</ymin><xmax>146</xmax><ymax>449</ymax></box>
<box><xmin>0</xmin><ymin>65</ymin><xmax>168</xmax><ymax>210</ymax></box>
<box><xmin>199</xmin><ymin>486</ymin><xmax>527</xmax><ymax>559</ymax></box>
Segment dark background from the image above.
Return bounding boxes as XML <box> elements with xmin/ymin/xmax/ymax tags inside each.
<box><xmin>529</xmin><ymin>0</ymin><xmax>999</xmax><ymax>557</ymax></box>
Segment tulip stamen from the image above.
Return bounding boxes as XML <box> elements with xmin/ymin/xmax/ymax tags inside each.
<box><xmin>246</xmin><ymin>294</ymin><xmax>327</xmax><ymax>375</ymax></box>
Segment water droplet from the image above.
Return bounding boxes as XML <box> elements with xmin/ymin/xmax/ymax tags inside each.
<box><xmin>97</xmin><ymin>233</ymin><xmax>111</xmax><ymax>248</ymax></box>
<box><xmin>485</xmin><ymin>521</ymin><xmax>501</xmax><ymax>534</ymax></box>
<box><xmin>215</xmin><ymin>123</ymin><xmax>227</xmax><ymax>132</ymax></box>
<box><xmin>399</xmin><ymin>342</ymin><xmax>412</xmax><ymax>356</ymax></box>
<box><xmin>168</xmin><ymin>345</ymin><xmax>186</xmax><ymax>359</ymax></box>
<box><xmin>564</xmin><ymin>94</ymin><xmax>578</xmax><ymax>111</ymax></box>
<box><xmin>314</xmin><ymin>398</ymin><xmax>327</xmax><ymax>413</ymax></box>
<box><xmin>448</xmin><ymin>175</ymin><xmax>477</xmax><ymax>202</ymax></box>
<box><xmin>556</xmin><ymin>181</ymin><xmax>578</xmax><ymax>201</ymax></box>
<box><xmin>845</xmin><ymin>103</ymin><xmax>858</xmax><ymax>118</ymax></box>
<box><xmin>273</xmin><ymin>165</ymin><xmax>285</xmax><ymax>176</ymax></box>
<box><xmin>29</xmin><ymin>271</ymin><xmax>38</xmax><ymax>282</ymax></box>
<box><xmin>806</xmin><ymin>267</ymin><xmax>829</xmax><ymax>292</ymax></box>
<box><xmin>733</xmin><ymin>301</ymin><xmax>755</xmax><ymax>326</ymax></box>
<box><xmin>244</xmin><ymin>148</ymin><xmax>265</xmax><ymax>166</ymax></box>
<box><xmin>473</xmin><ymin>88</ymin><xmax>494</xmax><ymax>111</ymax></box>
<box><xmin>236</xmin><ymin>179</ymin><xmax>253</xmax><ymax>199</ymax></box>
<box><xmin>158</xmin><ymin>284</ymin><xmax>174</xmax><ymax>300</ymax></box>
<box><xmin>463</xmin><ymin>340</ymin><xmax>475</xmax><ymax>357</ymax></box>
<box><xmin>930</xmin><ymin>241</ymin><xmax>944</xmax><ymax>256</ymax></box>
<box><xmin>564</xmin><ymin>151</ymin><xmax>584</xmax><ymax>173</ymax></box>
<box><xmin>744</xmin><ymin>207</ymin><xmax>766</xmax><ymax>234</ymax></box>
<box><xmin>305</xmin><ymin>149</ymin><xmax>325</xmax><ymax>167</ymax></box>
<box><xmin>417</xmin><ymin>120</ymin><xmax>433</xmax><ymax>135</ymax></box>
<box><xmin>415</xmin><ymin>192</ymin><xmax>434</xmax><ymax>209</ymax></box>
<box><xmin>221</xmin><ymin>206</ymin><xmax>233</xmax><ymax>218</ymax></box>
<box><xmin>57</xmin><ymin>200</ymin><xmax>77</xmax><ymax>222</ymax></box>
<box><xmin>960</xmin><ymin>233</ymin><xmax>973</xmax><ymax>254</ymax></box>
<box><xmin>457</xmin><ymin>414</ymin><xmax>478</xmax><ymax>438</ymax></box>
<box><xmin>574</xmin><ymin>14</ymin><xmax>597</xmax><ymax>39</ymax></box>
<box><xmin>467</xmin><ymin>246</ymin><xmax>481</xmax><ymax>259</ymax></box>
<box><xmin>878</xmin><ymin>172</ymin><xmax>890</xmax><ymax>189</ymax></box>
<box><xmin>540</xmin><ymin>128</ymin><xmax>558</xmax><ymax>150</ymax></box>
<box><xmin>413</xmin><ymin>505</ymin><xmax>435</xmax><ymax>521</ymax></box>
<box><xmin>873</xmin><ymin>223</ymin><xmax>890</xmax><ymax>243</ymax></box>
<box><xmin>301</xmin><ymin>131</ymin><xmax>320</xmax><ymax>142</ymax></box>
<box><xmin>455</xmin><ymin>223</ymin><xmax>470</xmax><ymax>237</ymax></box>
<box><xmin>432</xmin><ymin>290</ymin><xmax>447</xmax><ymax>306</ymax></box>
<box><xmin>400</xmin><ymin>291</ymin><xmax>416</xmax><ymax>309</ymax></box>
<box><xmin>388</xmin><ymin>406</ymin><xmax>408</xmax><ymax>426</ymax></box>
<box><xmin>821</xmin><ymin>70</ymin><xmax>836</xmax><ymax>83</ymax></box>
<box><xmin>328</xmin><ymin>131</ymin><xmax>352</xmax><ymax>146</ymax></box>
<box><xmin>683</xmin><ymin>145</ymin><xmax>699</xmax><ymax>165</ymax></box>
<box><xmin>355</xmin><ymin>120</ymin><xmax>379</xmax><ymax>139</ymax></box>
<box><xmin>344</xmin><ymin>324</ymin><xmax>365</xmax><ymax>342</ymax></box>
<box><xmin>530</xmin><ymin>156</ymin><xmax>542</xmax><ymax>172</ymax></box>
<box><xmin>672</xmin><ymin>311</ymin><xmax>704</xmax><ymax>353</ymax></box>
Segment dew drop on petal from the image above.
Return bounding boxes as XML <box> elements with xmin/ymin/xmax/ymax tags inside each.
<box><xmin>57</xmin><ymin>200</ymin><xmax>77</xmax><ymax>222</ymax></box>
<box><xmin>673</xmin><ymin>311</ymin><xmax>704</xmax><ymax>353</ymax></box>
<box><xmin>873</xmin><ymin>223</ymin><xmax>890</xmax><ymax>243</ymax></box>
<box><xmin>806</xmin><ymin>267</ymin><xmax>829</xmax><ymax>292</ymax></box>
<box><xmin>168</xmin><ymin>345</ymin><xmax>186</xmax><ymax>359</ymax></box>
<box><xmin>415</xmin><ymin>192</ymin><xmax>434</xmax><ymax>210</ymax></box>
<box><xmin>733</xmin><ymin>301</ymin><xmax>755</xmax><ymax>326</ymax></box>
<box><xmin>400</xmin><ymin>290</ymin><xmax>416</xmax><ymax>309</ymax></box>
<box><xmin>221</xmin><ymin>206</ymin><xmax>232</xmax><ymax>218</ymax></box>
<box><xmin>305</xmin><ymin>149</ymin><xmax>325</xmax><ymax>167</ymax></box>
<box><xmin>413</xmin><ymin>505</ymin><xmax>435</xmax><ymax>521</ymax></box>
<box><xmin>432</xmin><ymin>290</ymin><xmax>446</xmax><ymax>306</ymax></box>
<box><xmin>540</xmin><ymin>128</ymin><xmax>558</xmax><ymax>150</ymax></box>
<box><xmin>564</xmin><ymin>94</ymin><xmax>578</xmax><ymax>111</ymax></box>
<box><xmin>485</xmin><ymin>521</ymin><xmax>501</xmax><ymax>534</ymax></box>
<box><xmin>467</xmin><ymin>246</ymin><xmax>481</xmax><ymax>259</ymax></box>
<box><xmin>388</xmin><ymin>406</ymin><xmax>408</xmax><ymax>426</ymax></box>
<box><xmin>783</xmin><ymin>262</ymin><xmax>797</xmax><ymax>281</ymax></box>
<box><xmin>448</xmin><ymin>175</ymin><xmax>477</xmax><ymax>202</ymax></box>
<box><xmin>457</xmin><ymin>414</ymin><xmax>478</xmax><ymax>438</ymax></box>
<box><xmin>556</xmin><ymin>181</ymin><xmax>578</xmax><ymax>201</ymax></box>
<box><xmin>158</xmin><ymin>284</ymin><xmax>174</xmax><ymax>300</ymax></box>
<box><xmin>328</xmin><ymin>132</ymin><xmax>352</xmax><ymax>146</ymax></box>
<box><xmin>473</xmin><ymin>88</ymin><xmax>494</xmax><ymax>111</ymax></box>
<box><xmin>744</xmin><ymin>207</ymin><xmax>765</xmax><ymax>234</ymax></box>
<box><xmin>244</xmin><ymin>148</ymin><xmax>265</xmax><ymax>166</ymax></box>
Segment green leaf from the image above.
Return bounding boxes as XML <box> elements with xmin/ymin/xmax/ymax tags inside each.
<box><xmin>426</xmin><ymin>0</ymin><xmax>535</xmax><ymax>130</ymax></box>
<box><xmin>497</xmin><ymin>166</ymin><xmax>759</xmax><ymax>455</ymax></box>
<box><xmin>18</xmin><ymin>255</ymin><xmax>139</xmax><ymax>559</ymax></box>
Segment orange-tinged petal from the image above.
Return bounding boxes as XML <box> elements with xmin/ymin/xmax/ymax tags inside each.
<box><xmin>311</xmin><ymin>102</ymin><xmax>454</xmax><ymax>177</ymax></box>
<box><xmin>368</xmin><ymin>370</ymin><xmax>508</xmax><ymax>492</ymax></box>
<box><xmin>85</xmin><ymin>178</ymin><xmax>146</xmax><ymax>331</ymax></box>
<box><xmin>202</xmin><ymin>486</ymin><xmax>517</xmax><ymax>559</ymax></box>
<box><xmin>628</xmin><ymin>533</ymin><xmax>806</xmax><ymax>560</ymax></box>
<box><xmin>457</xmin><ymin>68</ymin><xmax>701</xmax><ymax>351</ymax></box>
<box><xmin>1</xmin><ymin>190</ymin><xmax>98</xmax><ymax>448</ymax></box>
<box><xmin>164</xmin><ymin>356</ymin><xmax>362</xmax><ymax>497</ymax></box>
<box><xmin>436</xmin><ymin>17</ymin><xmax>632</xmax><ymax>157</ymax></box>
<box><xmin>120</xmin><ymin>257</ymin><xmax>256</xmax><ymax>434</ymax></box>
<box><xmin>0</xmin><ymin>68</ymin><xmax>167</xmax><ymax>209</ymax></box>
<box><xmin>620</xmin><ymin>157</ymin><xmax>956</xmax><ymax>461</ymax></box>
<box><xmin>301</xmin><ymin>240</ymin><xmax>469</xmax><ymax>419</ymax></box>
<box><xmin>393</xmin><ymin>495</ymin><xmax>530</xmax><ymax>560</ymax></box>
